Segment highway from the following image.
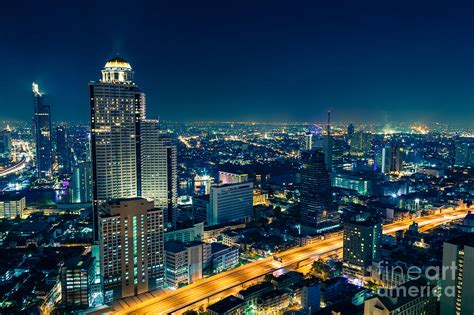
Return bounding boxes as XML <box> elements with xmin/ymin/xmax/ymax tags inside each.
<box><xmin>110</xmin><ymin>208</ymin><xmax>468</xmax><ymax>315</ymax></box>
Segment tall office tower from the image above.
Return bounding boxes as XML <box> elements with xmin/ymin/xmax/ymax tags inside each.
<box><xmin>208</xmin><ymin>182</ymin><xmax>254</xmax><ymax>226</ymax></box>
<box><xmin>342</xmin><ymin>217</ymin><xmax>382</xmax><ymax>278</ymax></box>
<box><xmin>71</xmin><ymin>161</ymin><xmax>92</xmax><ymax>203</ymax></box>
<box><xmin>299</xmin><ymin>150</ymin><xmax>333</xmax><ymax>227</ymax></box>
<box><xmin>89</xmin><ymin>57</ymin><xmax>145</xmax><ymax>241</ymax></box>
<box><xmin>454</xmin><ymin>142</ymin><xmax>474</xmax><ymax>167</ymax></box>
<box><xmin>218</xmin><ymin>171</ymin><xmax>248</xmax><ymax>184</ymax></box>
<box><xmin>99</xmin><ymin>198</ymin><xmax>164</xmax><ymax>303</ymax></box>
<box><xmin>32</xmin><ymin>82</ymin><xmax>53</xmax><ymax>179</ymax></box>
<box><xmin>350</xmin><ymin>131</ymin><xmax>372</xmax><ymax>154</ymax></box>
<box><xmin>440</xmin><ymin>236</ymin><xmax>474</xmax><ymax>315</ymax></box>
<box><xmin>381</xmin><ymin>144</ymin><xmax>402</xmax><ymax>174</ymax></box>
<box><xmin>56</xmin><ymin>125</ymin><xmax>71</xmax><ymax>175</ymax></box>
<box><xmin>0</xmin><ymin>126</ymin><xmax>12</xmax><ymax>158</ymax></box>
<box><xmin>323</xmin><ymin>111</ymin><xmax>333</xmax><ymax>172</ymax></box>
<box><xmin>60</xmin><ymin>254</ymin><xmax>95</xmax><ymax>310</ymax></box>
<box><xmin>347</xmin><ymin>123</ymin><xmax>354</xmax><ymax>138</ymax></box>
<box><xmin>304</xmin><ymin>132</ymin><xmax>314</xmax><ymax>150</ymax></box>
<box><xmin>140</xmin><ymin>119</ymin><xmax>178</xmax><ymax>226</ymax></box>
<box><xmin>331</xmin><ymin>138</ymin><xmax>346</xmax><ymax>171</ymax></box>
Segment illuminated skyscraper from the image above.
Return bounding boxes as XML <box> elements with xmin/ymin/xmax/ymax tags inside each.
<box><xmin>71</xmin><ymin>161</ymin><xmax>92</xmax><ymax>203</ymax></box>
<box><xmin>342</xmin><ymin>217</ymin><xmax>381</xmax><ymax>278</ymax></box>
<box><xmin>347</xmin><ymin>123</ymin><xmax>355</xmax><ymax>138</ymax></box>
<box><xmin>89</xmin><ymin>57</ymin><xmax>145</xmax><ymax>241</ymax></box>
<box><xmin>381</xmin><ymin>144</ymin><xmax>402</xmax><ymax>174</ymax></box>
<box><xmin>299</xmin><ymin>149</ymin><xmax>333</xmax><ymax>227</ymax></box>
<box><xmin>0</xmin><ymin>127</ymin><xmax>12</xmax><ymax>158</ymax></box>
<box><xmin>33</xmin><ymin>82</ymin><xmax>53</xmax><ymax>179</ymax></box>
<box><xmin>140</xmin><ymin>119</ymin><xmax>178</xmax><ymax>226</ymax></box>
<box><xmin>454</xmin><ymin>141</ymin><xmax>474</xmax><ymax>167</ymax></box>
<box><xmin>350</xmin><ymin>131</ymin><xmax>372</xmax><ymax>154</ymax></box>
<box><xmin>56</xmin><ymin>125</ymin><xmax>71</xmax><ymax>175</ymax></box>
<box><xmin>441</xmin><ymin>236</ymin><xmax>474</xmax><ymax>315</ymax></box>
<box><xmin>304</xmin><ymin>132</ymin><xmax>314</xmax><ymax>150</ymax></box>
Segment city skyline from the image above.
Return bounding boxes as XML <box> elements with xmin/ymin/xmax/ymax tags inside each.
<box><xmin>1</xmin><ymin>2</ymin><xmax>474</xmax><ymax>314</ymax></box>
<box><xmin>1</xmin><ymin>0</ymin><xmax>473</xmax><ymax>124</ymax></box>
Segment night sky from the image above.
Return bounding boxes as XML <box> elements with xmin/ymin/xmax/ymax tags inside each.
<box><xmin>1</xmin><ymin>0</ymin><xmax>473</xmax><ymax>124</ymax></box>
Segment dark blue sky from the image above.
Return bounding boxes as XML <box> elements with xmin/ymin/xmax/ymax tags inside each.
<box><xmin>1</xmin><ymin>0</ymin><xmax>473</xmax><ymax>124</ymax></box>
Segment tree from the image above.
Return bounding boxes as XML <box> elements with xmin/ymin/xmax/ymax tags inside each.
<box><xmin>263</xmin><ymin>274</ymin><xmax>276</xmax><ymax>282</ymax></box>
<box><xmin>311</xmin><ymin>260</ymin><xmax>331</xmax><ymax>280</ymax></box>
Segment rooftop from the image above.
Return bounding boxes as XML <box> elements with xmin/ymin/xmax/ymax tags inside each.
<box><xmin>207</xmin><ymin>295</ymin><xmax>244</xmax><ymax>313</ymax></box>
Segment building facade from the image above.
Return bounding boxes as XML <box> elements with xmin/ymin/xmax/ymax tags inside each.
<box><xmin>32</xmin><ymin>82</ymin><xmax>53</xmax><ymax>179</ymax></box>
<box><xmin>99</xmin><ymin>198</ymin><xmax>164</xmax><ymax>303</ymax></box>
<box><xmin>343</xmin><ymin>218</ymin><xmax>382</xmax><ymax>278</ymax></box>
<box><xmin>140</xmin><ymin>119</ymin><xmax>177</xmax><ymax>226</ymax></box>
<box><xmin>208</xmin><ymin>182</ymin><xmax>254</xmax><ymax>226</ymax></box>
<box><xmin>0</xmin><ymin>196</ymin><xmax>26</xmax><ymax>219</ymax></box>
<box><xmin>71</xmin><ymin>161</ymin><xmax>93</xmax><ymax>203</ymax></box>
<box><xmin>299</xmin><ymin>149</ymin><xmax>333</xmax><ymax>227</ymax></box>
<box><xmin>440</xmin><ymin>236</ymin><xmax>474</xmax><ymax>315</ymax></box>
<box><xmin>56</xmin><ymin>125</ymin><xmax>71</xmax><ymax>176</ymax></box>
<box><xmin>90</xmin><ymin>57</ymin><xmax>145</xmax><ymax>241</ymax></box>
<box><xmin>164</xmin><ymin>240</ymin><xmax>204</xmax><ymax>289</ymax></box>
<box><xmin>60</xmin><ymin>254</ymin><xmax>95</xmax><ymax>309</ymax></box>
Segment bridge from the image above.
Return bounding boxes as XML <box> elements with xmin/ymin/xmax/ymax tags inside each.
<box><xmin>94</xmin><ymin>208</ymin><xmax>468</xmax><ymax>315</ymax></box>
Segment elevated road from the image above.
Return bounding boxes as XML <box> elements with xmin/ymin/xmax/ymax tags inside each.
<box><xmin>109</xmin><ymin>208</ymin><xmax>468</xmax><ymax>315</ymax></box>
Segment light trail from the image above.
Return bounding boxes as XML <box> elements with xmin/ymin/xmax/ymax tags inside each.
<box><xmin>0</xmin><ymin>157</ymin><xmax>27</xmax><ymax>177</ymax></box>
<box><xmin>102</xmin><ymin>208</ymin><xmax>469</xmax><ymax>315</ymax></box>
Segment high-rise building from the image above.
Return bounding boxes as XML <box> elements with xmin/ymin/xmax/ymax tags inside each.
<box><xmin>71</xmin><ymin>161</ymin><xmax>92</xmax><ymax>203</ymax></box>
<box><xmin>0</xmin><ymin>126</ymin><xmax>12</xmax><ymax>158</ymax></box>
<box><xmin>218</xmin><ymin>171</ymin><xmax>248</xmax><ymax>184</ymax></box>
<box><xmin>32</xmin><ymin>82</ymin><xmax>53</xmax><ymax>179</ymax></box>
<box><xmin>60</xmin><ymin>253</ymin><xmax>95</xmax><ymax>310</ymax></box>
<box><xmin>454</xmin><ymin>141</ymin><xmax>474</xmax><ymax>167</ymax></box>
<box><xmin>208</xmin><ymin>182</ymin><xmax>254</xmax><ymax>226</ymax></box>
<box><xmin>381</xmin><ymin>144</ymin><xmax>402</xmax><ymax>174</ymax></box>
<box><xmin>56</xmin><ymin>125</ymin><xmax>71</xmax><ymax>175</ymax></box>
<box><xmin>350</xmin><ymin>131</ymin><xmax>372</xmax><ymax>154</ymax></box>
<box><xmin>304</xmin><ymin>132</ymin><xmax>314</xmax><ymax>151</ymax></box>
<box><xmin>331</xmin><ymin>138</ymin><xmax>346</xmax><ymax>171</ymax></box>
<box><xmin>440</xmin><ymin>235</ymin><xmax>474</xmax><ymax>315</ymax></box>
<box><xmin>99</xmin><ymin>198</ymin><xmax>164</xmax><ymax>303</ymax></box>
<box><xmin>343</xmin><ymin>217</ymin><xmax>382</xmax><ymax>278</ymax></box>
<box><xmin>347</xmin><ymin>123</ymin><xmax>355</xmax><ymax>138</ymax></box>
<box><xmin>299</xmin><ymin>149</ymin><xmax>333</xmax><ymax>227</ymax></box>
<box><xmin>89</xmin><ymin>57</ymin><xmax>145</xmax><ymax>241</ymax></box>
<box><xmin>140</xmin><ymin>119</ymin><xmax>177</xmax><ymax>226</ymax></box>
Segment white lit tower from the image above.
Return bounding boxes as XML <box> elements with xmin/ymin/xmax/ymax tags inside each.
<box><xmin>89</xmin><ymin>56</ymin><xmax>146</xmax><ymax>241</ymax></box>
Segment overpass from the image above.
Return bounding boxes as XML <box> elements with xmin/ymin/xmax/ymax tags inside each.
<box><xmin>103</xmin><ymin>208</ymin><xmax>468</xmax><ymax>315</ymax></box>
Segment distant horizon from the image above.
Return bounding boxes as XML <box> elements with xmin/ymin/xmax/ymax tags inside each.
<box><xmin>1</xmin><ymin>117</ymin><xmax>472</xmax><ymax>128</ymax></box>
